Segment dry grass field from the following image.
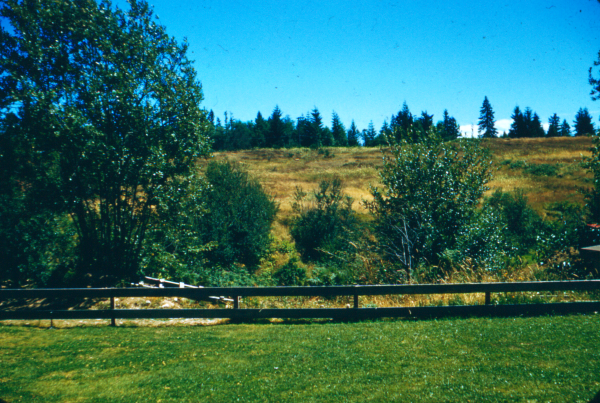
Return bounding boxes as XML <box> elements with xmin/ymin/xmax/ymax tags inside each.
<box><xmin>207</xmin><ymin>136</ymin><xmax>593</xmax><ymax>238</ymax></box>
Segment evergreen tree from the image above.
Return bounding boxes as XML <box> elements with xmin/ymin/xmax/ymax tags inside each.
<box><xmin>439</xmin><ymin>109</ymin><xmax>460</xmax><ymax>141</ymax></box>
<box><xmin>331</xmin><ymin>112</ymin><xmax>347</xmax><ymax>147</ymax></box>
<box><xmin>307</xmin><ymin>107</ymin><xmax>325</xmax><ymax>148</ymax></box>
<box><xmin>508</xmin><ymin>106</ymin><xmax>524</xmax><ymax>138</ymax></box>
<box><xmin>379</xmin><ymin>120</ymin><xmax>392</xmax><ymax>144</ymax></box>
<box><xmin>574</xmin><ymin>107</ymin><xmax>595</xmax><ymax>136</ymax></box>
<box><xmin>363</xmin><ymin>121</ymin><xmax>377</xmax><ymax>147</ymax></box>
<box><xmin>252</xmin><ymin>112</ymin><xmax>268</xmax><ymax>148</ymax></box>
<box><xmin>347</xmin><ymin>120</ymin><xmax>360</xmax><ymax>147</ymax></box>
<box><xmin>531</xmin><ymin>112</ymin><xmax>545</xmax><ymax>138</ymax></box>
<box><xmin>267</xmin><ymin>105</ymin><xmax>286</xmax><ymax>147</ymax></box>
<box><xmin>547</xmin><ymin>114</ymin><xmax>561</xmax><ymax>137</ymax></box>
<box><xmin>416</xmin><ymin>111</ymin><xmax>434</xmax><ymax>140</ymax></box>
<box><xmin>391</xmin><ymin>102</ymin><xmax>414</xmax><ymax>142</ymax></box>
<box><xmin>560</xmin><ymin>119</ymin><xmax>571</xmax><ymax>137</ymax></box>
<box><xmin>478</xmin><ymin>96</ymin><xmax>497</xmax><ymax>138</ymax></box>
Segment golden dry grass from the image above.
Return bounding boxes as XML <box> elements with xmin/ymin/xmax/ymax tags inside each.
<box><xmin>205</xmin><ymin>137</ymin><xmax>593</xmax><ymax>225</ymax></box>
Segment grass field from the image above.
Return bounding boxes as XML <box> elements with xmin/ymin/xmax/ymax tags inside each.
<box><xmin>1</xmin><ymin>314</ymin><xmax>599</xmax><ymax>402</ymax></box>
<box><xmin>209</xmin><ymin>137</ymin><xmax>593</xmax><ymax>238</ymax></box>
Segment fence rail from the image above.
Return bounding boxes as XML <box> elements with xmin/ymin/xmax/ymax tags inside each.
<box><xmin>1</xmin><ymin>280</ymin><xmax>599</xmax><ymax>324</ymax></box>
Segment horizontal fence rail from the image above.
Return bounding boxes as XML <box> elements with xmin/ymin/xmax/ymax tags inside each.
<box><xmin>1</xmin><ymin>280</ymin><xmax>599</xmax><ymax>324</ymax></box>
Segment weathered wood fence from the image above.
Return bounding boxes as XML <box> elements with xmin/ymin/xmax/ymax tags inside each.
<box><xmin>1</xmin><ymin>280</ymin><xmax>599</xmax><ymax>325</ymax></box>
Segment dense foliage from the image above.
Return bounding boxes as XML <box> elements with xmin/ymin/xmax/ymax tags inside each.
<box><xmin>290</xmin><ymin>178</ymin><xmax>358</xmax><ymax>262</ymax></box>
<box><xmin>367</xmin><ymin>133</ymin><xmax>493</xmax><ymax>276</ymax></box>
<box><xmin>197</xmin><ymin>161</ymin><xmax>278</xmax><ymax>270</ymax></box>
<box><xmin>0</xmin><ymin>0</ymin><xmax>209</xmax><ymax>285</ymax></box>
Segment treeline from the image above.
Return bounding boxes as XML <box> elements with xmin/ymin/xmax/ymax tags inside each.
<box><xmin>207</xmin><ymin>102</ymin><xmax>461</xmax><ymax>151</ymax></box>
<box><xmin>208</xmin><ymin>99</ymin><xmax>597</xmax><ymax>152</ymax></box>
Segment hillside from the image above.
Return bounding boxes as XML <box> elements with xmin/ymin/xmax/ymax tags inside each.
<box><xmin>210</xmin><ymin>137</ymin><xmax>593</xmax><ymax>238</ymax></box>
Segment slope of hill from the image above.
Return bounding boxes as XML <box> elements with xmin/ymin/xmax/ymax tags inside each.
<box><xmin>210</xmin><ymin>137</ymin><xmax>593</xmax><ymax>231</ymax></box>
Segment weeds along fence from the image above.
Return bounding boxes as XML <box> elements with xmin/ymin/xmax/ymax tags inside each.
<box><xmin>1</xmin><ymin>280</ymin><xmax>600</xmax><ymax>325</ymax></box>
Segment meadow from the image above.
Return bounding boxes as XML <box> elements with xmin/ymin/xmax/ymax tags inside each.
<box><xmin>1</xmin><ymin>137</ymin><xmax>599</xmax><ymax>402</ymax></box>
<box><xmin>210</xmin><ymin>136</ymin><xmax>593</xmax><ymax>239</ymax></box>
<box><xmin>1</xmin><ymin>314</ymin><xmax>599</xmax><ymax>402</ymax></box>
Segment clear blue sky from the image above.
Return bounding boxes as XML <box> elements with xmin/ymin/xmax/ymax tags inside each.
<box><xmin>67</xmin><ymin>1</ymin><xmax>600</xmax><ymax>134</ymax></box>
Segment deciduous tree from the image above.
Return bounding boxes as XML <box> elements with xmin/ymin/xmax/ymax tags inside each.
<box><xmin>0</xmin><ymin>0</ymin><xmax>210</xmax><ymax>285</ymax></box>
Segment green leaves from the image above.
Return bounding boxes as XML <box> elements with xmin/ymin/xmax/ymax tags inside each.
<box><xmin>369</xmin><ymin>134</ymin><xmax>493</xmax><ymax>275</ymax></box>
<box><xmin>0</xmin><ymin>0</ymin><xmax>210</xmax><ymax>285</ymax></box>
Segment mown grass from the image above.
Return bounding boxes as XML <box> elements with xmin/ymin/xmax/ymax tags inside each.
<box><xmin>1</xmin><ymin>314</ymin><xmax>599</xmax><ymax>402</ymax></box>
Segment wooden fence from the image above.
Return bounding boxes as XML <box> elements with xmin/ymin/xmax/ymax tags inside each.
<box><xmin>1</xmin><ymin>280</ymin><xmax>599</xmax><ymax>325</ymax></box>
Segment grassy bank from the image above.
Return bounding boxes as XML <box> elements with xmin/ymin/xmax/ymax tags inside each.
<box><xmin>209</xmin><ymin>137</ymin><xmax>593</xmax><ymax>236</ymax></box>
<box><xmin>1</xmin><ymin>314</ymin><xmax>599</xmax><ymax>402</ymax></box>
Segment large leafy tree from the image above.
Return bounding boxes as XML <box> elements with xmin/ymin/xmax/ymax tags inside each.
<box><xmin>0</xmin><ymin>0</ymin><xmax>210</xmax><ymax>285</ymax></box>
<box><xmin>368</xmin><ymin>133</ymin><xmax>493</xmax><ymax>275</ymax></box>
<box><xmin>478</xmin><ymin>96</ymin><xmax>497</xmax><ymax>138</ymax></box>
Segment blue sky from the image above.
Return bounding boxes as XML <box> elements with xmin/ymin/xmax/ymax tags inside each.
<box><xmin>16</xmin><ymin>0</ymin><xmax>600</xmax><ymax>135</ymax></box>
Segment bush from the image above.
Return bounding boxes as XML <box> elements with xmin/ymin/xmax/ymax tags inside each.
<box><xmin>485</xmin><ymin>189</ymin><xmax>542</xmax><ymax>252</ymax></box>
<box><xmin>290</xmin><ymin>178</ymin><xmax>359</xmax><ymax>262</ymax></box>
<box><xmin>368</xmin><ymin>134</ymin><xmax>493</xmax><ymax>277</ymax></box>
<box><xmin>273</xmin><ymin>257</ymin><xmax>307</xmax><ymax>286</ymax></box>
<box><xmin>198</xmin><ymin>161</ymin><xmax>278</xmax><ymax>270</ymax></box>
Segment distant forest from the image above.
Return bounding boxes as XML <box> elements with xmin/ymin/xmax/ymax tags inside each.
<box><xmin>206</xmin><ymin>100</ymin><xmax>597</xmax><ymax>151</ymax></box>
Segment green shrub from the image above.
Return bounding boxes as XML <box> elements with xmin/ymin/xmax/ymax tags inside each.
<box><xmin>486</xmin><ymin>189</ymin><xmax>542</xmax><ymax>252</ymax></box>
<box><xmin>198</xmin><ymin>161</ymin><xmax>278</xmax><ymax>270</ymax></box>
<box><xmin>525</xmin><ymin>163</ymin><xmax>559</xmax><ymax>176</ymax></box>
<box><xmin>368</xmin><ymin>135</ymin><xmax>493</xmax><ymax>277</ymax></box>
<box><xmin>273</xmin><ymin>257</ymin><xmax>307</xmax><ymax>286</ymax></box>
<box><xmin>290</xmin><ymin>178</ymin><xmax>358</xmax><ymax>262</ymax></box>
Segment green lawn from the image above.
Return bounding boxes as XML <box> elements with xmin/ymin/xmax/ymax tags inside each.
<box><xmin>1</xmin><ymin>315</ymin><xmax>599</xmax><ymax>402</ymax></box>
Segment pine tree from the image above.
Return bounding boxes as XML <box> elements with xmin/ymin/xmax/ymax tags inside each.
<box><xmin>531</xmin><ymin>112</ymin><xmax>545</xmax><ymax>137</ymax></box>
<box><xmin>308</xmin><ymin>107</ymin><xmax>324</xmax><ymax>148</ymax></box>
<box><xmin>547</xmin><ymin>114</ymin><xmax>561</xmax><ymax>137</ymax></box>
<box><xmin>363</xmin><ymin>121</ymin><xmax>377</xmax><ymax>147</ymax></box>
<box><xmin>478</xmin><ymin>96</ymin><xmax>497</xmax><ymax>138</ymax></box>
<box><xmin>379</xmin><ymin>120</ymin><xmax>392</xmax><ymax>144</ymax></box>
<box><xmin>331</xmin><ymin>112</ymin><xmax>347</xmax><ymax>147</ymax></box>
<box><xmin>509</xmin><ymin>106</ymin><xmax>524</xmax><ymax>138</ymax></box>
<box><xmin>560</xmin><ymin>119</ymin><xmax>571</xmax><ymax>137</ymax></box>
<box><xmin>574</xmin><ymin>107</ymin><xmax>596</xmax><ymax>136</ymax></box>
<box><xmin>267</xmin><ymin>105</ymin><xmax>286</xmax><ymax>147</ymax></box>
<box><xmin>253</xmin><ymin>112</ymin><xmax>268</xmax><ymax>148</ymax></box>
<box><xmin>347</xmin><ymin>120</ymin><xmax>360</xmax><ymax>147</ymax></box>
<box><xmin>439</xmin><ymin>109</ymin><xmax>460</xmax><ymax>141</ymax></box>
<box><xmin>416</xmin><ymin>111</ymin><xmax>434</xmax><ymax>140</ymax></box>
<box><xmin>391</xmin><ymin>102</ymin><xmax>413</xmax><ymax>142</ymax></box>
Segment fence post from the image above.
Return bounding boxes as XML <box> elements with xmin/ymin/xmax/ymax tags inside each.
<box><xmin>110</xmin><ymin>296</ymin><xmax>116</xmax><ymax>327</ymax></box>
<box><xmin>233</xmin><ymin>296</ymin><xmax>239</xmax><ymax>309</ymax></box>
<box><xmin>354</xmin><ymin>292</ymin><xmax>359</xmax><ymax>309</ymax></box>
<box><xmin>485</xmin><ymin>292</ymin><xmax>491</xmax><ymax>305</ymax></box>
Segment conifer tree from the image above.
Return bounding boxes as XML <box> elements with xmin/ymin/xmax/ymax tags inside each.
<box><xmin>547</xmin><ymin>114</ymin><xmax>561</xmax><ymax>137</ymax></box>
<box><xmin>391</xmin><ymin>102</ymin><xmax>414</xmax><ymax>142</ymax></box>
<box><xmin>252</xmin><ymin>112</ymin><xmax>268</xmax><ymax>148</ymax></box>
<box><xmin>331</xmin><ymin>112</ymin><xmax>347</xmax><ymax>147</ymax></box>
<box><xmin>574</xmin><ymin>108</ymin><xmax>596</xmax><ymax>136</ymax></box>
<box><xmin>347</xmin><ymin>120</ymin><xmax>360</xmax><ymax>147</ymax></box>
<box><xmin>560</xmin><ymin>119</ymin><xmax>571</xmax><ymax>137</ymax></box>
<box><xmin>267</xmin><ymin>105</ymin><xmax>286</xmax><ymax>147</ymax></box>
<box><xmin>478</xmin><ymin>96</ymin><xmax>497</xmax><ymax>138</ymax></box>
<box><xmin>439</xmin><ymin>109</ymin><xmax>460</xmax><ymax>141</ymax></box>
<box><xmin>363</xmin><ymin>121</ymin><xmax>377</xmax><ymax>147</ymax></box>
<box><xmin>509</xmin><ymin>106</ymin><xmax>524</xmax><ymax>138</ymax></box>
